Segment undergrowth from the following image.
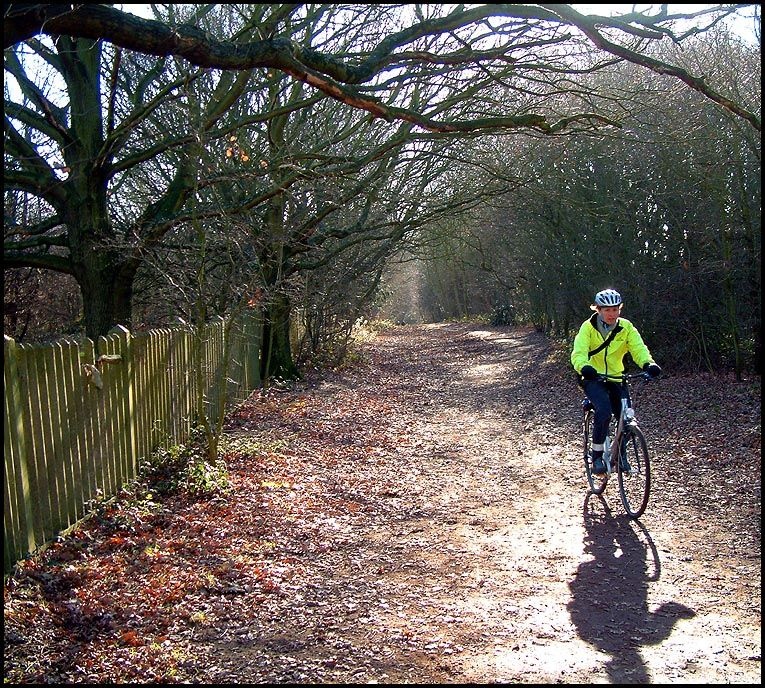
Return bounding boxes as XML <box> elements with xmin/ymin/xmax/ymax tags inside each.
<box><xmin>139</xmin><ymin>425</ymin><xmax>231</xmax><ymax>498</ymax></box>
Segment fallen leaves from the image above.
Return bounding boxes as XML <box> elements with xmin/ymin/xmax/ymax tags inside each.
<box><xmin>3</xmin><ymin>323</ymin><xmax>761</xmax><ymax>684</ymax></box>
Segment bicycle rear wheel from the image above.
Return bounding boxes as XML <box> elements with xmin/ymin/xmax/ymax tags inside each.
<box><xmin>584</xmin><ymin>409</ymin><xmax>608</xmax><ymax>494</ymax></box>
<box><xmin>617</xmin><ymin>426</ymin><xmax>650</xmax><ymax>518</ymax></box>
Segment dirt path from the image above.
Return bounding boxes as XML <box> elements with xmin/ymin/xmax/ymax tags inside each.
<box><xmin>4</xmin><ymin>323</ymin><xmax>761</xmax><ymax>684</ymax></box>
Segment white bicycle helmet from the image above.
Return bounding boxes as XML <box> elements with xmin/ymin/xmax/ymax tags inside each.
<box><xmin>594</xmin><ymin>288</ymin><xmax>622</xmax><ymax>307</ymax></box>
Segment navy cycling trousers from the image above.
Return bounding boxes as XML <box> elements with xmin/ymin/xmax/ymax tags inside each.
<box><xmin>583</xmin><ymin>380</ymin><xmax>626</xmax><ymax>446</ymax></box>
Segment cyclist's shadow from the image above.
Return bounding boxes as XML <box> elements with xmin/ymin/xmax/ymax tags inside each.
<box><xmin>567</xmin><ymin>494</ymin><xmax>695</xmax><ymax>683</ymax></box>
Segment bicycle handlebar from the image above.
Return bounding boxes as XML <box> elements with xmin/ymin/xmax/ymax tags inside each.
<box><xmin>597</xmin><ymin>371</ymin><xmax>652</xmax><ymax>382</ymax></box>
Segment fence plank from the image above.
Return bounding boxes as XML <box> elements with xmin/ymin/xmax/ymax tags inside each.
<box><xmin>80</xmin><ymin>338</ymin><xmax>104</xmax><ymax>504</ymax></box>
<box><xmin>60</xmin><ymin>339</ymin><xmax>91</xmax><ymax>514</ymax></box>
<box><xmin>168</xmin><ymin>328</ymin><xmax>184</xmax><ymax>442</ymax></box>
<box><xmin>159</xmin><ymin>329</ymin><xmax>172</xmax><ymax>447</ymax></box>
<box><xmin>133</xmin><ymin>333</ymin><xmax>152</xmax><ymax>464</ymax></box>
<box><xmin>49</xmin><ymin>340</ymin><xmax>77</xmax><ymax>530</ymax></box>
<box><xmin>148</xmin><ymin>330</ymin><xmax>165</xmax><ymax>449</ymax></box>
<box><xmin>26</xmin><ymin>346</ymin><xmax>57</xmax><ymax>539</ymax></box>
<box><xmin>4</xmin><ymin>337</ymin><xmax>36</xmax><ymax>568</ymax></box>
<box><xmin>106</xmin><ymin>326</ymin><xmax>135</xmax><ymax>487</ymax></box>
<box><xmin>94</xmin><ymin>335</ymin><xmax>114</xmax><ymax>496</ymax></box>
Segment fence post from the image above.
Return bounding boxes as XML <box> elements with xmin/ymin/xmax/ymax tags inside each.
<box><xmin>105</xmin><ymin>325</ymin><xmax>137</xmax><ymax>485</ymax></box>
<box><xmin>4</xmin><ymin>336</ymin><xmax>36</xmax><ymax>571</ymax></box>
<box><xmin>242</xmin><ymin>309</ymin><xmax>262</xmax><ymax>393</ymax></box>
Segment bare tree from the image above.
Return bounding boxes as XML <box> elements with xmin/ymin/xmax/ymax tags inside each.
<box><xmin>4</xmin><ymin>4</ymin><xmax>760</xmax><ymax>348</ymax></box>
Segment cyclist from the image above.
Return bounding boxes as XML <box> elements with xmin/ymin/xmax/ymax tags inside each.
<box><xmin>572</xmin><ymin>289</ymin><xmax>661</xmax><ymax>474</ymax></box>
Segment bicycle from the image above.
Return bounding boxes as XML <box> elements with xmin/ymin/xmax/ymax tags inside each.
<box><xmin>582</xmin><ymin>371</ymin><xmax>652</xmax><ymax>519</ymax></box>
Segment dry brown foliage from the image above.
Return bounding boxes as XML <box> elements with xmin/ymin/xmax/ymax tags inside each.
<box><xmin>4</xmin><ymin>323</ymin><xmax>760</xmax><ymax>683</ymax></box>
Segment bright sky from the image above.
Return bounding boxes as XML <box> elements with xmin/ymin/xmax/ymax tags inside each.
<box><xmin>118</xmin><ymin>4</ymin><xmax>758</xmax><ymax>44</ymax></box>
<box><xmin>574</xmin><ymin>3</ymin><xmax>759</xmax><ymax>41</ymax></box>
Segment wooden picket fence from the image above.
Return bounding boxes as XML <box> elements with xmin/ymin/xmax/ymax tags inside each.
<box><xmin>3</xmin><ymin>313</ymin><xmax>262</xmax><ymax>573</ymax></box>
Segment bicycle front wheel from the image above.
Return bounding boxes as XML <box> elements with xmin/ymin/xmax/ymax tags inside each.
<box><xmin>617</xmin><ymin>426</ymin><xmax>650</xmax><ymax>518</ymax></box>
<box><xmin>584</xmin><ymin>409</ymin><xmax>608</xmax><ymax>495</ymax></box>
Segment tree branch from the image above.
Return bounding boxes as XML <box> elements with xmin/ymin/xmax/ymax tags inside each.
<box><xmin>546</xmin><ymin>4</ymin><xmax>761</xmax><ymax>132</ymax></box>
<box><xmin>3</xmin><ymin>249</ymin><xmax>74</xmax><ymax>274</ymax></box>
<box><xmin>3</xmin><ymin>117</ymin><xmax>67</xmax><ymax>205</ymax></box>
<box><xmin>4</xmin><ymin>3</ymin><xmax>759</xmax><ymax>132</ymax></box>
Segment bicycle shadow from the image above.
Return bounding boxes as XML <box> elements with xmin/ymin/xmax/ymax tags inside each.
<box><xmin>567</xmin><ymin>494</ymin><xmax>696</xmax><ymax>683</ymax></box>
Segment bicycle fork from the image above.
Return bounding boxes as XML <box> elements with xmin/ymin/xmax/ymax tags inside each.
<box><xmin>604</xmin><ymin>402</ymin><xmax>635</xmax><ymax>474</ymax></box>
<box><xmin>603</xmin><ymin>433</ymin><xmax>617</xmax><ymax>474</ymax></box>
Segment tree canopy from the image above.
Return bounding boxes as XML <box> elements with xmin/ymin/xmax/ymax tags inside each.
<box><xmin>4</xmin><ymin>3</ymin><xmax>760</xmax><ymax>132</ymax></box>
<box><xmin>4</xmin><ymin>3</ymin><xmax>761</xmax><ymax>375</ymax></box>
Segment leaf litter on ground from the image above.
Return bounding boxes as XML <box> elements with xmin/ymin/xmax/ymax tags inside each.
<box><xmin>4</xmin><ymin>323</ymin><xmax>761</xmax><ymax>684</ymax></box>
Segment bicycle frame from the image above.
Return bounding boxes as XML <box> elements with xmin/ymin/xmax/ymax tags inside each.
<box><xmin>599</xmin><ymin>372</ymin><xmax>647</xmax><ymax>473</ymax></box>
<box><xmin>582</xmin><ymin>370</ymin><xmax>653</xmax><ymax>518</ymax></box>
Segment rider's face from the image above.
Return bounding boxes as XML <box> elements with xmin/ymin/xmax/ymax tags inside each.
<box><xmin>598</xmin><ymin>305</ymin><xmax>621</xmax><ymax>326</ymax></box>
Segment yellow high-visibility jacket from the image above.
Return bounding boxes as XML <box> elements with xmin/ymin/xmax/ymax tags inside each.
<box><xmin>571</xmin><ymin>314</ymin><xmax>654</xmax><ymax>379</ymax></box>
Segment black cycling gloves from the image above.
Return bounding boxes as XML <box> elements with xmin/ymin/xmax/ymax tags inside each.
<box><xmin>580</xmin><ymin>365</ymin><xmax>598</xmax><ymax>381</ymax></box>
<box><xmin>643</xmin><ymin>362</ymin><xmax>662</xmax><ymax>378</ymax></box>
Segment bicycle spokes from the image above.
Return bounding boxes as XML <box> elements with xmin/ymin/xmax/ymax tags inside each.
<box><xmin>617</xmin><ymin>429</ymin><xmax>650</xmax><ymax>519</ymax></box>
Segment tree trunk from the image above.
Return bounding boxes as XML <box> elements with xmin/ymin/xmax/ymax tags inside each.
<box><xmin>75</xmin><ymin>253</ymin><xmax>136</xmax><ymax>339</ymax></box>
<box><xmin>64</xmin><ymin>175</ymin><xmax>137</xmax><ymax>339</ymax></box>
<box><xmin>260</xmin><ymin>294</ymin><xmax>299</xmax><ymax>381</ymax></box>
